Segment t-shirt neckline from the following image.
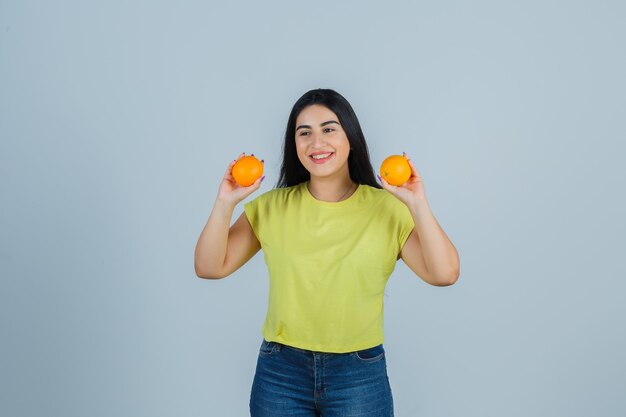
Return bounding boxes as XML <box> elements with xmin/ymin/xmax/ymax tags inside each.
<box><xmin>301</xmin><ymin>181</ymin><xmax>362</xmax><ymax>207</ymax></box>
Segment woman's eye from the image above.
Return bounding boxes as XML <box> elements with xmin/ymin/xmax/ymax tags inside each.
<box><xmin>298</xmin><ymin>129</ymin><xmax>333</xmax><ymax>136</ymax></box>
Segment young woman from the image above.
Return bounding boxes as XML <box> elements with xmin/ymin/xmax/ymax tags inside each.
<box><xmin>194</xmin><ymin>88</ymin><xmax>460</xmax><ymax>416</ymax></box>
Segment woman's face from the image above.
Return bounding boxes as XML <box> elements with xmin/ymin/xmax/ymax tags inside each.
<box><xmin>294</xmin><ymin>104</ymin><xmax>351</xmax><ymax>180</ymax></box>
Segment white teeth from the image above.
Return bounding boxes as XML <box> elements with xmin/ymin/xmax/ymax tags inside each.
<box><xmin>312</xmin><ymin>153</ymin><xmax>332</xmax><ymax>160</ymax></box>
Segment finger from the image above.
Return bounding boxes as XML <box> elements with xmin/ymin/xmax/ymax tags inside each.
<box><xmin>401</xmin><ymin>151</ymin><xmax>417</xmax><ymax>175</ymax></box>
<box><xmin>226</xmin><ymin>152</ymin><xmax>246</xmax><ymax>173</ymax></box>
<box><xmin>377</xmin><ymin>175</ymin><xmax>394</xmax><ymax>191</ymax></box>
<box><xmin>403</xmin><ymin>155</ymin><xmax>417</xmax><ymax>174</ymax></box>
<box><xmin>406</xmin><ymin>158</ymin><xmax>421</xmax><ymax>178</ymax></box>
<box><xmin>246</xmin><ymin>175</ymin><xmax>265</xmax><ymax>192</ymax></box>
<box><xmin>232</xmin><ymin>152</ymin><xmax>245</xmax><ymax>163</ymax></box>
<box><xmin>225</xmin><ymin>159</ymin><xmax>237</xmax><ymax>176</ymax></box>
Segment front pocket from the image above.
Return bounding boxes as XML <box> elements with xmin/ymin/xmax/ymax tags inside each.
<box><xmin>353</xmin><ymin>344</ymin><xmax>385</xmax><ymax>362</ymax></box>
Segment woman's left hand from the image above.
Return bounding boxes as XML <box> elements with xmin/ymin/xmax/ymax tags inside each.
<box><xmin>378</xmin><ymin>152</ymin><xmax>426</xmax><ymax>206</ymax></box>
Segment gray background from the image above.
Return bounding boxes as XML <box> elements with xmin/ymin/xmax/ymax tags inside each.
<box><xmin>1</xmin><ymin>1</ymin><xmax>625</xmax><ymax>416</ymax></box>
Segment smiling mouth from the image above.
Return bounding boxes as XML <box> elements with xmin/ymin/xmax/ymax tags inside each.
<box><xmin>309</xmin><ymin>152</ymin><xmax>334</xmax><ymax>164</ymax></box>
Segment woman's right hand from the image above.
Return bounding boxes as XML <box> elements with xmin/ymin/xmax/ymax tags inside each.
<box><xmin>216</xmin><ymin>153</ymin><xmax>265</xmax><ymax>205</ymax></box>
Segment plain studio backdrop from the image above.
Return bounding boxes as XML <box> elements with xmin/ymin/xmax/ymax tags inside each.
<box><xmin>1</xmin><ymin>1</ymin><xmax>624</xmax><ymax>416</ymax></box>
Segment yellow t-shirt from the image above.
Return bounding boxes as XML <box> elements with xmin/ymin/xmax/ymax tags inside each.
<box><xmin>243</xmin><ymin>181</ymin><xmax>415</xmax><ymax>353</ymax></box>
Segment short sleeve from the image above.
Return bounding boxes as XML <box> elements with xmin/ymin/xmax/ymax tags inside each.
<box><xmin>394</xmin><ymin>200</ymin><xmax>415</xmax><ymax>258</ymax></box>
<box><xmin>243</xmin><ymin>197</ymin><xmax>261</xmax><ymax>241</ymax></box>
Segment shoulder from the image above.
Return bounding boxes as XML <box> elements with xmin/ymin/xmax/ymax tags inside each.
<box><xmin>244</xmin><ymin>183</ymin><xmax>302</xmax><ymax>207</ymax></box>
<box><xmin>359</xmin><ymin>184</ymin><xmax>411</xmax><ymax>217</ymax></box>
<box><xmin>359</xmin><ymin>184</ymin><xmax>402</xmax><ymax>205</ymax></box>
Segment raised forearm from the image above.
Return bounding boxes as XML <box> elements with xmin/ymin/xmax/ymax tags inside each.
<box><xmin>408</xmin><ymin>197</ymin><xmax>460</xmax><ymax>283</ymax></box>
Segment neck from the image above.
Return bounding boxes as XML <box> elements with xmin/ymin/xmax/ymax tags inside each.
<box><xmin>307</xmin><ymin>177</ymin><xmax>356</xmax><ymax>202</ymax></box>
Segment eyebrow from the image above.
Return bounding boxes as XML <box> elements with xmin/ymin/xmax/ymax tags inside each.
<box><xmin>295</xmin><ymin>120</ymin><xmax>340</xmax><ymax>131</ymax></box>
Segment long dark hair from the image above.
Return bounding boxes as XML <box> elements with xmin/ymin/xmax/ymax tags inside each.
<box><xmin>276</xmin><ymin>88</ymin><xmax>381</xmax><ymax>189</ymax></box>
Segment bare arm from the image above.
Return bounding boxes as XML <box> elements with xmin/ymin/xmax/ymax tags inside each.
<box><xmin>400</xmin><ymin>197</ymin><xmax>460</xmax><ymax>286</ymax></box>
<box><xmin>378</xmin><ymin>153</ymin><xmax>459</xmax><ymax>286</ymax></box>
<box><xmin>194</xmin><ymin>154</ymin><xmax>264</xmax><ymax>279</ymax></box>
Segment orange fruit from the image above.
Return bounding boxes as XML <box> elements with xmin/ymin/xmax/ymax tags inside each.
<box><xmin>232</xmin><ymin>155</ymin><xmax>264</xmax><ymax>187</ymax></box>
<box><xmin>380</xmin><ymin>155</ymin><xmax>411</xmax><ymax>186</ymax></box>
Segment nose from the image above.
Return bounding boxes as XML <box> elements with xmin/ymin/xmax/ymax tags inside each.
<box><xmin>310</xmin><ymin>131</ymin><xmax>327</xmax><ymax>147</ymax></box>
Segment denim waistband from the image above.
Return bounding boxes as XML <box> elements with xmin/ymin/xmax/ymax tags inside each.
<box><xmin>264</xmin><ymin>339</ymin><xmax>383</xmax><ymax>355</ymax></box>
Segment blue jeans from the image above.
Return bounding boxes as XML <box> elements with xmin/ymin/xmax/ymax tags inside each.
<box><xmin>249</xmin><ymin>339</ymin><xmax>394</xmax><ymax>416</ymax></box>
